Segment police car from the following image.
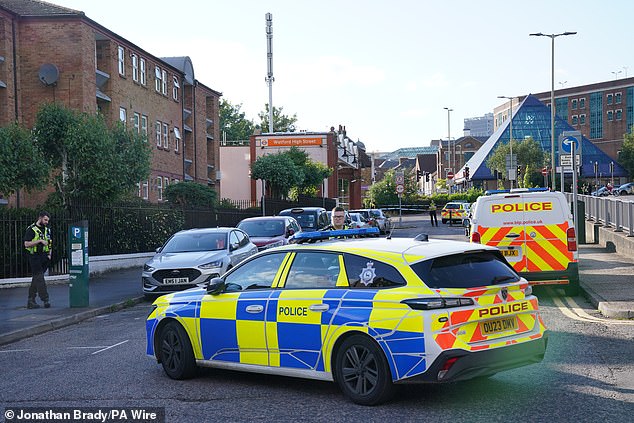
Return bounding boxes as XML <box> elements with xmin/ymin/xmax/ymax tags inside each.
<box><xmin>146</xmin><ymin>228</ymin><xmax>548</xmax><ymax>405</ymax></box>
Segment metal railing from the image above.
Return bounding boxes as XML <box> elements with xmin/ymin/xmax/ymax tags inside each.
<box><xmin>565</xmin><ymin>193</ymin><xmax>634</xmax><ymax>236</ymax></box>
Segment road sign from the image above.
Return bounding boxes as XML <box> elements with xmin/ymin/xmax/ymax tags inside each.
<box><xmin>541</xmin><ymin>167</ymin><xmax>548</xmax><ymax>176</ymax></box>
<box><xmin>560</xmin><ymin>154</ymin><xmax>581</xmax><ymax>167</ymax></box>
<box><xmin>560</xmin><ymin>131</ymin><xmax>581</xmax><ymax>154</ymax></box>
<box><xmin>447</xmin><ymin>171</ymin><xmax>454</xmax><ymax>179</ymax></box>
<box><xmin>395</xmin><ymin>172</ymin><xmax>404</xmax><ymax>185</ymax></box>
<box><xmin>396</xmin><ymin>184</ymin><xmax>404</xmax><ymax>194</ymax></box>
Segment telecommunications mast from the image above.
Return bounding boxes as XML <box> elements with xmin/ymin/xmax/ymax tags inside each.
<box><xmin>265</xmin><ymin>12</ymin><xmax>274</xmax><ymax>133</ymax></box>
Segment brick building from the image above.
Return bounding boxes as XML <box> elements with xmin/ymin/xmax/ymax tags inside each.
<box><xmin>0</xmin><ymin>0</ymin><xmax>220</xmax><ymax>207</ymax></box>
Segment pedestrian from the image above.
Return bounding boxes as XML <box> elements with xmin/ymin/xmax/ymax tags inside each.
<box><xmin>23</xmin><ymin>211</ymin><xmax>52</xmax><ymax>309</ymax></box>
<box><xmin>429</xmin><ymin>201</ymin><xmax>438</xmax><ymax>227</ymax></box>
<box><xmin>324</xmin><ymin>206</ymin><xmax>350</xmax><ymax>231</ymax></box>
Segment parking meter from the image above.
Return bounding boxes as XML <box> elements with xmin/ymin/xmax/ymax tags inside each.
<box><xmin>68</xmin><ymin>220</ymin><xmax>89</xmax><ymax>307</ymax></box>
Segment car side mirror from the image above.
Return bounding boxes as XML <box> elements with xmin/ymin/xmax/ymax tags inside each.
<box><xmin>207</xmin><ymin>277</ymin><xmax>226</xmax><ymax>295</ymax></box>
<box><xmin>155</xmin><ymin>246</ymin><xmax>162</xmax><ymax>253</ymax></box>
<box><xmin>230</xmin><ymin>242</ymin><xmax>240</xmax><ymax>251</ymax></box>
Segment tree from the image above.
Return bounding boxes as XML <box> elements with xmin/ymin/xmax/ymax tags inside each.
<box><xmin>32</xmin><ymin>103</ymin><xmax>152</xmax><ymax>205</ymax></box>
<box><xmin>251</xmin><ymin>152</ymin><xmax>301</xmax><ymax>198</ymax></box>
<box><xmin>619</xmin><ymin>130</ymin><xmax>634</xmax><ymax>178</ymax></box>
<box><xmin>219</xmin><ymin>99</ymin><xmax>256</xmax><ymax>141</ymax></box>
<box><xmin>164</xmin><ymin>181</ymin><xmax>217</xmax><ymax>208</ymax></box>
<box><xmin>0</xmin><ymin>123</ymin><xmax>51</xmax><ymax>197</ymax></box>
<box><xmin>486</xmin><ymin>136</ymin><xmax>547</xmax><ymax>187</ymax></box>
<box><xmin>285</xmin><ymin>147</ymin><xmax>332</xmax><ymax>196</ymax></box>
<box><xmin>258</xmin><ymin>104</ymin><xmax>298</xmax><ymax>132</ymax></box>
<box><xmin>364</xmin><ymin>169</ymin><xmax>418</xmax><ymax>206</ymax></box>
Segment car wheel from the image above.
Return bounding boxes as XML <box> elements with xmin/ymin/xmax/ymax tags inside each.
<box><xmin>158</xmin><ymin>321</ymin><xmax>197</xmax><ymax>380</ymax></box>
<box><xmin>334</xmin><ymin>334</ymin><xmax>394</xmax><ymax>406</ymax></box>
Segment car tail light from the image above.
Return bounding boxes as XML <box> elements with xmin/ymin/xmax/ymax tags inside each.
<box><xmin>566</xmin><ymin>227</ymin><xmax>577</xmax><ymax>251</ymax></box>
<box><xmin>438</xmin><ymin>357</ymin><xmax>459</xmax><ymax>380</ymax></box>
<box><xmin>401</xmin><ymin>297</ymin><xmax>474</xmax><ymax>310</ymax></box>
<box><xmin>471</xmin><ymin>231</ymin><xmax>481</xmax><ymax>243</ymax></box>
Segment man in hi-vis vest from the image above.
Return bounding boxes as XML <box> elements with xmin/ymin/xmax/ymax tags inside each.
<box><xmin>23</xmin><ymin>211</ymin><xmax>52</xmax><ymax>309</ymax></box>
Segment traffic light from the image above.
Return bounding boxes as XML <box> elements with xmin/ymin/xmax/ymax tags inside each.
<box><xmin>464</xmin><ymin>166</ymin><xmax>470</xmax><ymax>180</ymax></box>
<box><xmin>517</xmin><ymin>165</ymin><xmax>522</xmax><ymax>177</ymax></box>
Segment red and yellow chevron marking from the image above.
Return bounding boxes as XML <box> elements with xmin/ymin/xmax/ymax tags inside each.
<box><xmin>441</xmin><ymin>210</ymin><xmax>466</xmax><ymax>219</ymax></box>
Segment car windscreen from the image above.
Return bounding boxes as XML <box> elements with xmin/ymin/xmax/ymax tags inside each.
<box><xmin>162</xmin><ymin>232</ymin><xmax>227</xmax><ymax>253</ymax></box>
<box><xmin>291</xmin><ymin>214</ymin><xmax>316</xmax><ymax>229</ymax></box>
<box><xmin>410</xmin><ymin>250</ymin><xmax>520</xmax><ymax>289</ymax></box>
<box><xmin>238</xmin><ymin>220</ymin><xmax>285</xmax><ymax>237</ymax></box>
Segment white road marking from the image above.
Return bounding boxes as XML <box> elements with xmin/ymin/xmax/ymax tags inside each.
<box><xmin>0</xmin><ymin>349</ymin><xmax>31</xmax><ymax>353</ymax></box>
<box><xmin>91</xmin><ymin>340</ymin><xmax>129</xmax><ymax>355</ymax></box>
<box><xmin>548</xmin><ymin>288</ymin><xmax>634</xmax><ymax>325</ymax></box>
<box><xmin>67</xmin><ymin>346</ymin><xmax>108</xmax><ymax>349</ymax></box>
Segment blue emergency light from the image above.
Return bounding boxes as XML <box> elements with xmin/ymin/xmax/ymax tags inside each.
<box><xmin>291</xmin><ymin>227</ymin><xmax>380</xmax><ymax>243</ymax></box>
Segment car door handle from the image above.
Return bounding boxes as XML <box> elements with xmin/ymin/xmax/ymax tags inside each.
<box><xmin>245</xmin><ymin>305</ymin><xmax>264</xmax><ymax>313</ymax></box>
<box><xmin>309</xmin><ymin>304</ymin><xmax>329</xmax><ymax>312</ymax></box>
<box><xmin>505</xmin><ymin>233</ymin><xmax>520</xmax><ymax>238</ymax></box>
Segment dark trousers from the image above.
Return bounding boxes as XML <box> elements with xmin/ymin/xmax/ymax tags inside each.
<box><xmin>429</xmin><ymin>211</ymin><xmax>438</xmax><ymax>226</ymax></box>
<box><xmin>28</xmin><ymin>253</ymin><xmax>49</xmax><ymax>302</ymax></box>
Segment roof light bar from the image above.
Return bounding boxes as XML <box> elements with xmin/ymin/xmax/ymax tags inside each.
<box><xmin>291</xmin><ymin>227</ymin><xmax>379</xmax><ymax>243</ymax></box>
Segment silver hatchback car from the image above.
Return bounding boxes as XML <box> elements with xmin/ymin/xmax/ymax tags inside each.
<box><xmin>142</xmin><ymin>227</ymin><xmax>258</xmax><ymax>297</ymax></box>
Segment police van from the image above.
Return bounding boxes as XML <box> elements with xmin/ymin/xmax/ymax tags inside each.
<box><xmin>469</xmin><ymin>188</ymin><xmax>579</xmax><ymax>295</ymax></box>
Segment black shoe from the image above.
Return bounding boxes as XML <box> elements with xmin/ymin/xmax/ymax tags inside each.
<box><xmin>27</xmin><ymin>300</ymin><xmax>40</xmax><ymax>309</ymax></box>
<box><xmin>44</xmin><ymin>302</ymin><xmax>51</xmax><ymax>308</ymax></box>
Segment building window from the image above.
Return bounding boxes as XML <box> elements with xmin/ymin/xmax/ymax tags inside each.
<box><xmin>579</xmin><ymin>98</ymin><xmax>586</xmax><ymax>109</ymax></box>
<box><xmin>157</xmin><ymin>177</ymin><xmax>163</xmax><ymax>201</ymax></box>
<box><xmin>142</xmin><ymin>180</ymin><xmax>149</xmax><ymax>200</ymax></box>
<box><xmin>131</xmin><ymin>54</ymin><xmax>138</xmax><ymax>82</ymax></box>
<box><xmin>133</xmin><ymin>113</ymin><xmax>140</xmax><ymax>133</ymax></box>
<box><xmin>615</xmin><ymin>92</ymin><xmax>622</xmax><ymax>104</ymax></box>
<box><xmin>580</xmin><ymin>114</ymin><xmax>586</xmax><ymax>125</ymax></box>
<box><xmin>141</xmin><ymin>115</ymin><xmax>148</xmax><ymax>140</ymax></box>
<box><xmin>173</xmin><ymin>76</ymin><xmax>180</xmax><ymax>101</ymax></box>
<box><xmin>607</xmin><ymin>110</ymin><xmax>613</xmax><ymax>121</ymax></box>
<box><xmin>571</xmin><ymin>99</ymin><xmax>577</xmax><ymax>110</ymax></box>
<box><xmin>162</xmin><ymin>70</ymin><xmax>168</xmax><ymax>95</ymax></box>
<box><xmin>155</xmin><ymin>66</ymin><xmax>162</xmax><ymax>92</ymax></box>
<box><xmin>140</xmin><ymin>58</ymin><xmax>146</xmax><ymax>85</ymax></box>
<box><xmin>119</xmin><ymin>107</ymin><xmax>127</xmax><ymax>126</ymax></box>
<box><xmin>118</xmin><ymin>46</ymin><xmax>125</xmax><ymax>76</ymax></box>
<box><xmin>174</xmin><ymin>127</ymin><xmax>181</xmax><ymax>152</ymax></box>
<box><xmin>607</xmin><ymin>93</ymin><xmax>613</xmax><ymax>105</ymax></box>
<box><xmin>163</xmin><ymin>123</ymin><xmax>169</xmax><ymax>149</ymax></box>
<box><xmin>164</xmin><ymin>177</ymin><xmax>170</xmax><ymax>192</ymax></box>
<box><xmin>572</xmin><ymin>115</ymin><xmax>578</xmax><ymax>125</ymax></box>
<box><xmin>155</xmin><ymin>121</ymin><xmax>162</xmax><ymax>147</ymax></box>
<box><xmin>589</xmin><ymin>93</ymin><xmax>602</xmax><ymax>139</ymax></box>
<box><xmin>616</xmin><ymin>109</ymin><xmax>622</xmax><ymax>120</ymax></box>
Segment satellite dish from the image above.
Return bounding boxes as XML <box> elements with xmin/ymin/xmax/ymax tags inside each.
<box><xmin>39</xmin><ymin>63</ymin><xmax>59</xmax><ymax>86</ymax></box>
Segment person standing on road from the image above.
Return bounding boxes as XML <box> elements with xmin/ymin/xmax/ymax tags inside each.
<box><xmin>324</xmin><ymin>206</ymin><xmax>350</xmax><ymax>231</ymax></box>
<box><xmin>23</xmin><ymin>211</ymin><xmax>52</xmax><ymax>309</ymax></box>
<box><xmin>429</xmin><ymin>201</ymin><xmax>438</xmax><ymax>227</ymax></box>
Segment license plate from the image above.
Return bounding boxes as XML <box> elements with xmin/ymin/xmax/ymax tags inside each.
<box><xmin>480</xmin><ymin>317</ymin><xmax>518</xmax><ymax>335</ymax></box>
<box><xmin>502</xmin><ymin>249</ymin><xmax>519</xmax><ymax>257</ymax></box>
<box><xmin>163</xmin><ymin>277</ymin><xmax>189</xmax><ymax>285</ymax></box>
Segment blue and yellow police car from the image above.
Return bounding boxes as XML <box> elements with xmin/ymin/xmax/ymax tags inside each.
<box><xmin>146</xmin><ymin>228</ymin><xmax>547</xmax><ymax>405</ymax></box>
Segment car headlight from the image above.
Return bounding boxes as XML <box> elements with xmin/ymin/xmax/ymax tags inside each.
<box><xmin>143</xmin><ymin>264</ymin><xmax>155</xmax><ymax>272</ymax></box>
<box><xmin>263</xmin><ymin>240</ymin><xmax>284</xmax><ymax>249</ymax></box>
<box><xmin>199</xmin><ymin>260</ymin><xmax>224</xmax><ymax>269</ymax></box>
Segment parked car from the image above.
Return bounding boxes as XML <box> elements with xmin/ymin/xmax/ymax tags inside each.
<box><xmin>278</xmin><ymin>207</ymin><xmax>330</xmax><ymax>231</ymax></box>
<box><xmin>142</xmin><ymin>227</ymin><xmax>258</xmax><ymax>297</ymax></box>
<box><xmin>441</xmin><ymin>202</ymin><xmax>470</xmax><ymax>224</ymax></box>
<box><xmin>147</xmin><ymin>229</ymin><xmax>547</xmax><ymax>405</ymax></box>
<box><xmin>348</xmin><ymin>212</ymin><xmax>370</xmax><ymax>229</ymax></box>
<box><xmin>591</xmin><ymin>186</ymin><xmax>610</xmax><ymax>196</ymax></box>
<box><xmin>349</xmin><ymin>208</ymin><xmax>392</xmax><ymax>234</ymax></box>
<box><xmin>615</xmin><ymin>182</ymin><xmax>634</xmax><ymax>196</ymax></box>
<box><xmin>237</xmin><ymin>216</ymin><xmax>301</xmax><ymax>251</ymax></box>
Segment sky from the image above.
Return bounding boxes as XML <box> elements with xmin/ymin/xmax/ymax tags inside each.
<box><xmin>53</xmin><ymin>0</ymin><xmax>634</xmax><ymax>153</ymax></box>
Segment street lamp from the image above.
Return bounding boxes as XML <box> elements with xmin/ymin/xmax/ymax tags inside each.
<box><xmin>611</xmin><ymin>70</ymin><xmax>622</xmax><ymax>80</ymax></box>
<box><xmin>498</xmin><ymin>96</ymin><xmax>516</xmax><ymax>188</ymax></box>
<box><xmin>558</xmin><ymin>81</ymin><xmax>567</xmax><ymax>89</ymax></box>
<box><xmin>443</xmin><ymin>107</ymin><xmax>453</xmax><ymax>175</ymax></box>
<box><xmin>530</xmin><ymin>31</ymin><xmax>577</xmax><ymax>191</ymax></box>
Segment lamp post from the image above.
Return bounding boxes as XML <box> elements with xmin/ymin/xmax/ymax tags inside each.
<box><xmin>443</xmin><ymin>107</ymin><xmax>453</xmax><ymax>176</ymax></box>
<box><xmin>498</xmin><ymin>96</ymin><xmax>515</xmax><ymax>188</ymax></box>
<box><xmin>530</xmin><ymin>31</ymin><xmax>577</xmax><ymax>191</ymax></box>
<box><xmin>611</xmin><ymin>70</ymin><xmax>622</xmax><ymax>80</ymax></box>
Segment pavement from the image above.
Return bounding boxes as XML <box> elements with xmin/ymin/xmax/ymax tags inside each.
<box><xmin>1</xmin><ymin>216</ymin><xmax>633</xmax><ymax>347</ymax></box>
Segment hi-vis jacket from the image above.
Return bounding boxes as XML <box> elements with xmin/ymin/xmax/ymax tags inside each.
<box><xmin>25</xmin><ymin>224</ymin><xmax>51</xmax><ymax>255</ymax></box>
